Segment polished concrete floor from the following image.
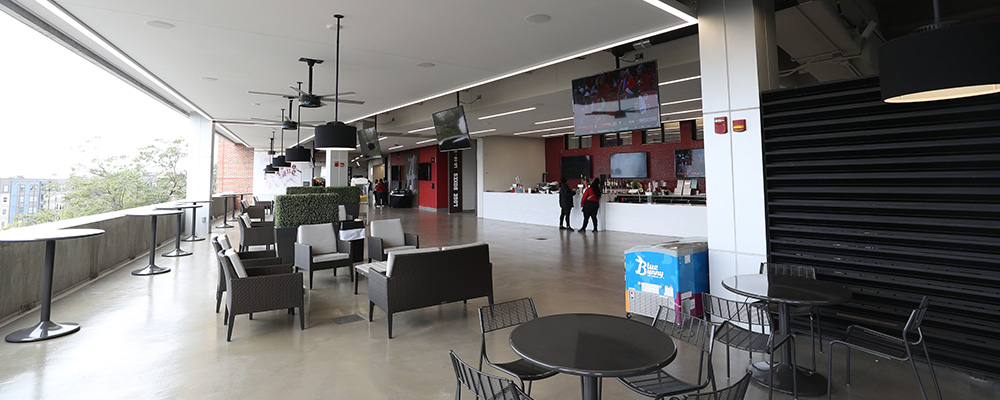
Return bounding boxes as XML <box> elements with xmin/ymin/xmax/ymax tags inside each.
<box><xmin>0</xmin><ymin>207</ymin><xmax>993</xmax><ymax>399</ymax></box>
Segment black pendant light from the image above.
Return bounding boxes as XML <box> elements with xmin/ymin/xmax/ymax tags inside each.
<box><xmin>264</xmin><ymin>134</ymin><xmax>279</xmax><ymax>173</ymax></box>
<box><xmin>879</xmin><ymin>0</ymin><xmax>1000</xmax><ymax>103</ymax></box>
<box><xmin>314</xmin><ymin>14</ymin><xmax>358</xmax><ymax>151</ymax></box>
<box><xmin>272</xmin><ymin>113</ymin><xmax>292</xmax><ymax>168</ymax></box>
<box><xmin>285</xmin><ymin>99</ymin><xmax>311</xmax><ymax>162</ymax></box>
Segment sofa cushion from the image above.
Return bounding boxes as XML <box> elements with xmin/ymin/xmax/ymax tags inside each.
<box><xmin>371</xmin><ymin>219</ymin><xmax>406</xmax><ymax>248</ymax></box>
<box><xmin>386</xmin><ymin>247</ymin><xmax>440</xmax><ymax>278</ymax></box>
<box><xmin>225</xmin><ymin>249</ymin><xmax>248</xmax><ymax>278</ymax></box>
<box><xmin>313</xmin><ymin>252</ymin><xmax>350</xmax><ymax>263</ymax></box>
<box><xmin>440</xmin><ymin>241</ymin><xmax>487</xmax><ymax>251</ymax></box>
<box><xmin>239</xmin><ymin>213</ymin><xmax>252</xmax><ymax>229</ymax></box>
<box><xmin>297</xmin><ymin>223</ymin><xmax>339</xmax><ymax>255</ymax></box>
<box><xmin>384</xmin><ymin>245</ymin><xmax>417</xmax><ymax>254</ymax></box>
<box><xmin>218</xmin><ymin>235</ymin><xmax>232</xmax><ymax>251</ymax></box>
<box><xmin>355</xmin><ymin>261</ymin><xmax>387</xmax><ymax>276</ymax></box>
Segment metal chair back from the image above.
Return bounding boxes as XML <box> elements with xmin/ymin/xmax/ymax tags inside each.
<box><xmin>652</xmin><ymin>306</ymin><xmax>714</xmax><ymax>354</ymax></box>
<box><xmin>678</xmin><ymin>372</ymin><xmax>752</xmax><ymax>400</ymax></box>
<box><xmin>903</xmin><ymin>296</ymin><xmax>931</xmax><ymax>339</ymax></box>
<box><xmin>449</xmin><ymin>351</ymin><xmax>531</xmax><ymax>400</ymax></box>
<box><xmin>702</xmin><ymin>293</ymin><xmax>770</xmax><ymax>327</ymax></box>
<box><xmin>479</xmin><ymin>297</ymin><xmax>538</xmax><ymax>334</ymax></box>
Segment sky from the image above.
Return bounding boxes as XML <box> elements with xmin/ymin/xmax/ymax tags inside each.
<box><xmin>0</xmin><ymin>11</ymin><xmax>188</xmax><ymax>179</ymax></box>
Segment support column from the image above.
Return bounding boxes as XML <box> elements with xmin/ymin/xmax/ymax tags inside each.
<box><xmin>698</xmin><ymin>0</ymin><xmax>778</xmax><ymax>299</ymax></box>
<box><xmin>324</xmin><ymin>150</ymin><xmax>349</xmax><ymax>187</ymax></box>
<box><xmin>187</xmin><ymin>113</ymin><xmax>215</xmax><ymax>235</ymax></box>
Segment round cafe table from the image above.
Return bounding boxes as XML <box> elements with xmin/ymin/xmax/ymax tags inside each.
<box><xmin>510</xmin><ymin>313</ymin><xmax>676</xmax><ymax>400</ymax></box>
<box><xmin>156</xmin><ymin>204</ymin><xmax>201</xmax><ymax>257</ymax></box>
<box><xmin>128</xmin><ymin>209</ymin><xmax>183</xmax><ymax>276</ymax></box>
<box><xmin>1</xmin><ymin>228</ymin><xmax>104</xmax><ymax>343</ymax></box>
<box><xmin>177</xmin><ymin>200</ymin><xmax>211</xmax><ymax>241</ymax></box>
<box><xmin>722</xmin><ymin>274</ymin><xmax>852</xmax><ymax>397</ymax></box>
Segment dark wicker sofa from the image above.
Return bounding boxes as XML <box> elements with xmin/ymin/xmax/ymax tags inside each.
<box><xmin>368</xmin><ymin>242</ymin><xmax>494</xmax><ymax>338</ymax></box>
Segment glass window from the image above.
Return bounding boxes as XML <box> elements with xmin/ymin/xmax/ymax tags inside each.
<box><xmin>1</xmin><ymin>209</ymin><xmax>5</xmax><ymax>215</ymax></box>
<box><xmin>2</xmin><ymin>185</ymin><xmax>7</xmax><ymax>192</ymax></box>
<box><xmin>565</xmin><ymin>135</ymin><xmax>579</xmax><ymax>150</ymax></box>
<box><xmin>694</xmin><ymin>119</ymin><xmax>704</xmax><ymax>140</ymax></box>
<box><xmin>580</xmin><ymin>135</ymin><xmax>592</xmax><ymax>149</ymax></box>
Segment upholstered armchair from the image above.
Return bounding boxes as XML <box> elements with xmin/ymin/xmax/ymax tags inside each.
<box><xmin>294</xmin><ymin>222</ymin><xmax>354</xmax><ymax>289</ymax></box>
<box><xmin>253</xmin><ymin>195</ymin><xmax>273</xmax><ymax>215</ymax></box>
<box><xmin>237</xmin><ymin>214</ymin><xmax>275</xmax><ymax>252</ymax></box>
<box><xmin>213</xmin><ymin>234</ymin><xmax>281</xmax><ymax>313</ymax></box>
<box><xmin>220</xmin><ymin>249</ymin><xmax>304</xmax><ymax>341</ymax></box>
<box><xmin>367</xmin><ymin>218</ymin><xmax>419</xmax><ymax>262</ymax></box>
<box><xmin>240</xmin><ymin>199</ymin><xmax>267</xmax><ymax>222</ymax></box>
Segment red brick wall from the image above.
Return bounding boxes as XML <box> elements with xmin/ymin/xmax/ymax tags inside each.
<box><xmin>216</xmin><ymin>135</ymin><xmax>254</xmax><ymax>195</ymax></box>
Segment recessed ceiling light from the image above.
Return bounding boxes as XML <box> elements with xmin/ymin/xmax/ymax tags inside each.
<box><xmin>146</xmin><ymin>20</ymin><xmax>175</xmax><ymax>29</ymax></box>
<box><xmin>478</xmin><ymin>107</ymin><xmax>536</xmax><ymax>120</ymax></box>
<box><xmin>251</xmin><ymin>102</ymin><xmax>261</xmax><ymax>106</ymax></box>
<box><xmin>200</xmin><ymin>76</ymin><xmax>218</xmax><ymax>81</ymax></box>
<box><xmin>525</xmin><ymin>14</ymin><xmax>551</xmax><ymax>23</ymax></box>
<box><xmin>417</xmin><ymin>62</ymin><xmax>435</xmax><ymax>68</ymax></box>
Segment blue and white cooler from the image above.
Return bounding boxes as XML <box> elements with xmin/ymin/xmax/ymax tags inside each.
<box><xmin>624</xmin><ymin>241</ymin><xmax>708</xmax><ymax>319</ymax></box>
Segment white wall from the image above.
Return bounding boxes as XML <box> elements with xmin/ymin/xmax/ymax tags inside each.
<box><xmin>480</xmin><ymin>136</ymin><xmax>546</xmax><ymax>192</ymax></box>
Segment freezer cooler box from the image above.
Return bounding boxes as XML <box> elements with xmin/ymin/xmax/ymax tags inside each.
<box><xmin>624</xmin><ymin>241</ymin><xmax>708</xmax><ymax>319</ymax></box>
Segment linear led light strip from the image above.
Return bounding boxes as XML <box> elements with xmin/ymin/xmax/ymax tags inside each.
<box><xmin>300</xmin><ymin>9</ymin><xmax>696</xmax><ymax>146</ymax></box>
<box><xmin>470</xmin><ymin>129</ymin><xmax>496</xmax><ymax>135</ymax></box>
<box><xmin>661</xmin><ymin>97</ymin><xmax>701</xmax><ymax>106</ymax></box>
<box><xmin>32</xmin><ymin>0</ymin><xmax>250</xmax><ymax>147</ymax></box>
<box><xmin>388</xmin><ymin>145</ymin><xmax>404</xmax><ymax>150</ymax></box>
<box><xmin>542</xmin><ymin>131</ymin><xmax>575</xmax><ymax>138</ymax></box>
<box><xmin>661</xmin><ymin>108</ymin><xmax>702</xmax><ymax>116</ymax></box>
<box><xmin>534</xmin><ymin>116</ymin><xmax>573</xmax><ymax>125</ymax></box>
<box><xmin>659</xmin><ymin>75</ymin><xmax>701</xmax><ymax>86</ymax></box>
<box><xmin>512</xmin><ymin>125</ymin><xmax>574</xmax><ymax>136</ymax></box>
<box><xmin>408</xmin><ymin>126</ymin><xmax>435</xmax><ymax>133</ymax></box>
<box><xmin>478</xmin><ymin>107</ymin><xmax>535</xmax><ymax>120</ymax></box>
<box><xmin>415</xmin><ymin>138</ymin><xmax>437</xmax><ymax>145</ymax></box>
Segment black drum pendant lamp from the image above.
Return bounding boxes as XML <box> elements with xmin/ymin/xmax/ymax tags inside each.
<box><xmin>272</xmin><ymin>118</ymin><xmax>291</xmax><ymax>168</ymax></box>
<box><xmin>264</xmin><ymin>134</ymin><xmax>279</xmax><ymax>174</ymax></box>
<box><xmin>313</xmin><ymin>14</ymin><xmax>357</xmax><ymax>151</ymax></box>
<box><xmin>879</xmin><ymin>0</ymin><xmax>1000</xmax><ymax>103</ymax></box>
<box><xmin>285</xmin><ymin>104</ymin><xmax>311</xmax><ymax>162</ymax></box>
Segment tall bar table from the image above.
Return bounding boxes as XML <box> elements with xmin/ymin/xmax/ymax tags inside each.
<box><xmin>156</xmin><ymin>204</ymin><xmax>200</xmax><ymax>257</ymax></box>
<box><xmin>178</xmin><ymin>200</ymin><xmax>211</xmax><ymax>241</ymax></box>
<box><xmin>1</xmin><ymin>228</ymin><xmax>104</xmax><ymax>343</ymax></box>
<box><xmin>213</xmin><ymin>194</ymin><xmax>237</xmax><ymax>228</ymax></box>
<box><xmin>128</xmin><ymin>209</ymin><xmax>183</xmax><ymax>276</ymax></box>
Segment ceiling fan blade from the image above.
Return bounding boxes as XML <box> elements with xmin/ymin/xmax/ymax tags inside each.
<box><xmin>288</xmin><ymin>85</ymin><xmax>309</xmax><ymax>96</ymax></box>
<box><xmin>315</xmin><ymin>91</ymin><xmax>356</xmax><ymax>97</ymax></box>
<box><xmin>215</xmin><ymin>119</ymin><xmax>282</xmax><ymax>127</ymax></box>
<box><xmin>335</xmin><ymin>98</ymin><xmax>366</xmax><ymax>105</ymax></box>
<box><xmin>249</xmin><ymin>117</ymin><xmax>282</xmax><ymax>123</ymax></box>
<box><xmin>249</xmin><ymin>90</ymin><xmax>299</xmax><ymax>98</ymax></box>
<box><xmin>300</xmin><ymin>120</ymin><xmax>326</xmax><ymax>124</ymax></box>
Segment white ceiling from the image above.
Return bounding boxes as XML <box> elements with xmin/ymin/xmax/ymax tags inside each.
<box><xmin>29</xmin><ymin>0</ymin><xmax>695</xmax><ymax>150</ymax></box>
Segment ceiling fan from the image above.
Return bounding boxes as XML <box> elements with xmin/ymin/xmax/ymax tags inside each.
<box><xmin>217</xmin><ymin>96</ymin><xmax>324</xmax><ymax>130</ymax></box>
<box><xmin>249</xmin><ymin>58</ymin><xmax>365</xmax><ymax>108</ymax></box>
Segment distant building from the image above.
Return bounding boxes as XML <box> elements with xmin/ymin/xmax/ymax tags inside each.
<box><xmin>0</xmin><ymin>178</ymin><xmax>67</xmax><ymax>228</ymax></box>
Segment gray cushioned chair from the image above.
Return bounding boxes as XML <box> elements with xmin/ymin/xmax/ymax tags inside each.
<box><xmin>219</xmin><ymin>249</ymin><xmax>304</xmax><ymax>341</ymax></box>
<box><xmin>368</xmin><ymin>218</ymin><xmax>418</xmax><ymax>262</ymax></box>
<box><xmin>240</xmin><ymin>199</ymin><xmax>267</xmax><ymax>222</ymax></box>
<box><xmin>237</xmin><ymin>213</ymin><xmax>274</xmax><ymax>252</ymax></box>
<box><xmin>294</xmin><ymin>222</ymin><xmax>354</xmax><ymax>289</ymax></box>
<box><xmin>212</xmin><ymin>234</ymin><xmax>280</xmax><ymax>313</ymax></box>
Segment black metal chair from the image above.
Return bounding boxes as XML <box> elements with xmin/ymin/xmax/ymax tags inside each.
<box><xmin>478</xmin><ymin>298</ymin><xmax>557</xmax><ymax>394</ymax></box>
<box><xmin>450</xmin><ymin>350</ymin><xmax>534</xmax><ymax>400</ymax></box>
<box><xmin>618</xmin><ymin>306</ymin><xmax>716</xmax><ymax>399</ymax></box>
<box><xmin>212</xmin><ymin>235</ymin><xmax>280</xmax><ymax>313</ymax></box>
<box><xmin>827</xmin><ymin>296</ymin><xmax>942</xmax><ymax>400</ymax></box>
<box><xmin>668</xmin><ymin>372</ymin><xmax>752</xmax><ymax>400</ymax></box>
<box><xmin>702</xmin><ymin>293</ymin><xmax>797</xmax><ymax>400</ymax></box>
<box><xmin>759</xmin><ymin>262</ymin><xmax>822</xmax><ymax>371</ymax></box>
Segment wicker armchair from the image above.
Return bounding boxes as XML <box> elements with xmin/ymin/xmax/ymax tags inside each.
<box><xmin>220</xmin><ymin>249</ymin><xmax>304</xmax><ymax>341</ymax></box>
<box><xmin>240</xmin><ymin>199</ymin><xmax>267</xmax><ymax>222</ymax></box>
<box><xmin>478</xmin><ymin>298</ymin><xmax>557</xmax><ymax>394</ymax></box>
<box><xmin>253</xmin><ymin>195</ymin><xmax>273</xmax><ymax>214</ymax></box>
<box><xmin>618</xmin><ymin>306</ymin><xmax>716</xmax><ymax>399</ymax></box>
<box><xmin>237</xmin><ymin>213</ymin><xmax>275</xmax><ymax>252</ymax></box>
<box><xmin>450</xmin><ymin>350</ymin><xmax>534</xmax><ymax>400</ymax></box>
<box><xmin>294</xmin><ymin>223</ymin><xmax>354</xmax><ymax>289</ymax></box>
<box><xmin>212</xmin><ymin>235</ymin><xmax>280</xmax><ymax>312</ymax></box>
<box><xmin>367</xmin><ymin>218</ymin><xmax>418</xmax><ymax>262</ymax></box>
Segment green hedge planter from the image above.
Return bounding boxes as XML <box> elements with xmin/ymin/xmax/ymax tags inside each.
<box><xmin>273</xmin><ymin>186</ymin><xmax>362</xmax><ymax>264</ymax></box>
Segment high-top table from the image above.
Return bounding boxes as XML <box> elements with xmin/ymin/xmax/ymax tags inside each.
<box><xmin>213</xmin><ymin>194</ymin><xmax>238</xmax><ymax>228</ymax></box>
<box><xmin>722</xmin><ymin>274</ymin><xmax>852</xmax><ymax>397</ymax></box>
<box><xmin>177</xmin><ymin>200</ymin><xmax>211</xmax><ymax>241</ymax></box>
<box><xmin>510</xmin><ymin>313</ymin><xmax>676</xmax><ymax>400</ymax></box>
<box><xmin>1</xmin><ymin>228</ymin><xmax>104</xmax><ymax>343</ymax></box>
<box><xmin>156</xmin><ymin>204</ymin><xmax>200</xmax><ymax>257</ymax></box>
<box><xmin>128</xmin><ymin>209</ymin><xmax>183</xmax><ymax>276</ymax></box>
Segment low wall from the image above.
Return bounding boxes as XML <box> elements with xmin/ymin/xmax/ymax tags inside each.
<box><xmin>0</xmin><ymin>204</ymin><xmax>180</xmax><ymax>324</ymax></box>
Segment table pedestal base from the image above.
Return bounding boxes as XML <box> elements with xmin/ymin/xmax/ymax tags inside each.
<box><xmin>162</xmin><ymin>249</ymin><xmax>192</xmax><ymax>257</ymax></box>
<box><xmin>749</xmin><ymin>361</ymin><xmax>827</xmax><ymax>397</ymax></box>
<box><xmin>5</xmin><ymin>320</ymin><xmax>80</xmax><ymax>343</ymax></box>
<box><xmin>132</xmin><ymin>265</ymin><xmax>171</xmax><ymax>276</ymax></box>
<box><xmin>182</xmin><ymin>234</ymin><xmax>205</xmax><ymax>242</ymax></box>
<box><xmin>581</xmin><ymin>376</ymin><xmax>600</xmax><ymax>400</ymax></box>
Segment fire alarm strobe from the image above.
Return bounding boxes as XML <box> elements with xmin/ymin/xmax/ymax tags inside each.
<box><xmin>733</xmin><ymin>119</ymin><xmax>747</xmax><ymax>132</ymax></box>
<box><xmin>714</xmin><ymin>117</ymin><xmax>728</xmax><ymax>134</ymax></box>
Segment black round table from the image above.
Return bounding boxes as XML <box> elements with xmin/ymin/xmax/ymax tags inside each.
<box><xmin>128</xmin><ymin>209</ymin><xmax>183</xmax><ymax>276</ymax></box>
<box><xmin>0</xmin><ymin>228</ymin><xmax>104</xmax><ymax>343</ymax></box>
<box><xmin>213</xmin><ymin>194</ymin><xmax>238</xmax><ymax>228</ymax></box>
<box><xmin>156</xmin><ymin>204</ymin><xmax>201</xmax><ymax>257</ymax></box>
<box><xmin>722</xmin><ymin>274</ymin><xmax>852</xmax><ymax>397</ymax></box>
<box><xmin>510</xmin><ymin>313</ymin><xmax>676</xmax><ymax>400</ymax></box>
<box><xmin>177</xmin><ymin>200</ymin><xmax>211</xmax><ymax>241</ymax></box>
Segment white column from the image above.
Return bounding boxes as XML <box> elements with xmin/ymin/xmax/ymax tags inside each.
<box><xmin>698</xmin><ymin>0</ymin><xmax>778</xmax><ymax>299</ymax></box>
<box><xmin>187</xmin><ymin>113</ymin><xmax>215</xmax><ymax>235</ymax></box>
<box><xmin>324</xmin><ymin>150</ymin><xmax>349</xmax><ymax>187</ymax></box>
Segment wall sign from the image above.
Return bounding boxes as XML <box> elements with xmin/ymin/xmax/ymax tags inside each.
<box><xmin>449</xmin><ymin>151</ymin><xmax>462</xmax><ymax>213</ymax></box>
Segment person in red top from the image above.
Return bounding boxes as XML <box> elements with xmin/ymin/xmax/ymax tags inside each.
<box><xmin>374</xmin><ymin>179</ymin><xmax>387</xmax><ymax>207</ymax></box>
<box><xmin>578</xmin><ymin>177</ymin><xmax>602</xmax><ymax>232</ymax></box>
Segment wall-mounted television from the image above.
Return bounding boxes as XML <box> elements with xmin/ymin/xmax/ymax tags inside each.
<box><xmin>560</xmin><ymin>155</ymin><xmax>592</xmax><ymax>180</ymax></box>
<box><xmin>571</xmin><ymin>60</ymin><xmax>660</xmax><ymax>136</ymax></box>
<box><xmin>675</xmin><ymin>148</ymin><xmax>705</xmax><ymax>178</ymax></box>
<box><xmin>357</xmin><ymin>127</ymin><xmax>382</xmax><ymax>158</ymax></box>
<box><xmin>432</xmin><ymin>106</ymin><xmax>473</xmax><ymax>152</ymax></box>
<box><xmin>417</xmin><ymin>162</ymin><xmax>432</xmax><ymax>181</ymax></box>
<box><xmin>610</xmin><ymin>152</ymin><xmax>648</xmax><ymax>178</ymax></box>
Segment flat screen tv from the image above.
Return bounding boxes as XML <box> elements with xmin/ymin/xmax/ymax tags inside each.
<box><xmin>417</xmin><ymin>162</ymin><xmax>432</xmax><ymax>181</ymax></box>
<box><xmin>675</xmin><ymin>148</ymin><xmax>706</xmax><ymax>178</ymax></box>
<box><xmin>432</xmin><ymin>106</ymin><xmax>473</xmax><ymax>152</ymax></box>
<box><xmin>560</xmin><ymin>155</ymin><xmax>591</xmax><ymax>180</ymax></box>
<box><xmin>610</xmin><ymin>152</ymin><xmax>648</xmax><ymax>179</ymax></box>
<box><xmin>572</xmin><ymin>60</ymin><xmax>660</xmax><ymax>136</ymax></box>
<box><xmin>357</xmin><ymin>127</ymin><xmax>382</xmax><ymax>158</ymax></box>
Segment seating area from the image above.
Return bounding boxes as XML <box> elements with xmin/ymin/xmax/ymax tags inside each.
<box><xmin>0</xmin><ymin>208</ymin><xmax>982</xmax><ymax>399</ymax></box>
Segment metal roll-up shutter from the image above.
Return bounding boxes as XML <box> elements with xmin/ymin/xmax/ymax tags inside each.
<box><xmin>760</xmin><ymin>76</ymin><xmax>1000</xmax><ymax>377</ymax></box>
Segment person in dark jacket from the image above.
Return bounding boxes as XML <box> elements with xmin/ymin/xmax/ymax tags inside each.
<box><xmin>578</xmin><ymin>177</ymin><xmax>602</xmax><ymax>232</ymax></box>
<box><xmin>558</xmin><ymin>178</ymin><xmax>575</xmax><ymax>230</ymax></box>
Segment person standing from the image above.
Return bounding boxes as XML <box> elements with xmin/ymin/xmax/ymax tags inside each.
<box><xmin>578</xmin><ymin>177</ymin><xmax>602</xmax><ymax>232</ymax></box>
<box><xmin>558</xmin><ymin>178</ymin><xmax>575</xmax><ymax>230</ymax></box>
<box><xmin>374</xmin><ymin>179</ymin><xmax>387</xmax><ymax>207</ymax></box>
